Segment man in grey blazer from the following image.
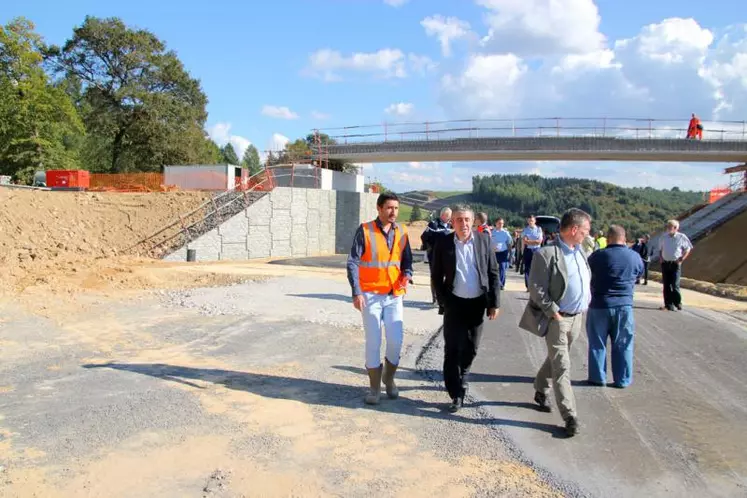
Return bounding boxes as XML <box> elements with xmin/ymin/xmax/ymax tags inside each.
<box><xmin>519</xmin><ymin>208</ymin><xmax>592</xmax><ymax>437</ymax></box>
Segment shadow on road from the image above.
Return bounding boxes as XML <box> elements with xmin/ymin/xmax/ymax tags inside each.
<box><xmin>289</xmin><ymin>293</ymin><xmax>436</xmax><ymax>310</ymax></box>
<box><xmin>82</xmin><ymin>362</ymin><xmax>564</xmax><ymax>436</ymax></box>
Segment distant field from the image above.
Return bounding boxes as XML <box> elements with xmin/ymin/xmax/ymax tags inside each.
<box><xmin>432</xmin><ymin>191</ymin><xmax>469</xmax><ymax>199</ymax></box>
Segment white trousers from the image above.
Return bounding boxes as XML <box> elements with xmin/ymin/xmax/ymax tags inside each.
<box><xmin>361</xmin><ymin>292</ymin><xmax>404</xmax><ymax>369</ymax></box>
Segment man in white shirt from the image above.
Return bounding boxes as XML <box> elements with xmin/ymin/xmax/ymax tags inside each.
<box><xmin>431</xmin><ymin>205</ymin><xmax>500</xmax><ymax>413</ymax></box>
<box><xmin>658</xmin><ymin>219</ymin><xmax>693</xmax><ymax>311</ymax></box>
<box><xmin>522</xmin><ymin>215</ymin><xmax>544</xmax><ymax>290</ymax></box>
<box><xmin>491</xmin><ymin>217</ymin><xmax>513</xmax><ymax>290</ymax></box>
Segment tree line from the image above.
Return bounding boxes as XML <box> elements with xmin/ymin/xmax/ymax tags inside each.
<box><xmin>469</xmin><ymin>174</ymin><xmax>704</xmax><ymax>237</ymax></box>
<box><xmin>1</xmin><ymin>17</ymin><xmax>351</xmax><ymax>184</ymax></box>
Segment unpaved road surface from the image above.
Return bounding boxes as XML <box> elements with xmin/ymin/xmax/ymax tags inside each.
<box><xmin>0</xmin><ymin>262</ymin><xmax>559</xmax><ymax>497</ymax></box>
<box><xmin>457</xmin><ymin>270</ymin><xmax>747</xmax><ymax>498</ymax></box>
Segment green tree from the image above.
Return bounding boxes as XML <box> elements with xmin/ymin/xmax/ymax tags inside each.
<box><xmin>0</xmin><ymin>18</ymin><xmax>84</xmax><ymax>183</ymax></box>
<box><xmin>410</xmin><ymin>205</ymin><xmax>423</xmax><ymax>222</ymax></box>
<box><xmin>48</xmin><ymin>16</ymin><xmax>208</xmax><ymax>173</ymax></box>
<box><xmin>242</xmin><ymin>144</ymin><xmax>261</xmax><ymax>175</ymax></box>
<box><xmin>221</xmin><ymin>143</ymin><xmax>239</xmax><ymax>164</ymax></box>
<box><xmin>198</xmin><ymin>137</ymin><xmax>222</xmax><ymax>164</ymax></box>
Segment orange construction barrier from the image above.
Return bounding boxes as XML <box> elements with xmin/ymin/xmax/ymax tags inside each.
<box><xmin>89</xmin><ymin>173</ymin><xmax>167</xmax><ymax>192</ymax></box>
<box><xmin>709</xmin><ymin>187</ymin><xmax>731</xmax><ymax>204</ymax></box>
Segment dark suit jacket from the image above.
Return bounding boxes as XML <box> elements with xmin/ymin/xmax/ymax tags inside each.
<box><xmin>430</xmin><ymin>230</ymin><xmax>500</xmax><ymax>310</ymax></box>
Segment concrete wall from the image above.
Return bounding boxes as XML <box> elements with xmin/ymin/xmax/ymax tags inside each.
<box><xmin>165</xmin><ymin>187</ymin><xmax>378</xmax><ymax>262</ymax></box>
<box><xmin>320</xmin><ymin>169</ymin><xmax>364</xmax><ymax>193</ymax></box>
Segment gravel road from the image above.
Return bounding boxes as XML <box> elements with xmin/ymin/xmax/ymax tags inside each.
<box><xmin>0</xmin><ymin>268</ymin><xmax>559</xmax><ymax>497</ymax></box>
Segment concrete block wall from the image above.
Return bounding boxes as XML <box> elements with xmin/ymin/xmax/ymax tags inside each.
<box><xmin>166</xmin><ymin>187</ymin><xmax>378</xmax><ymax>262</ymax></box>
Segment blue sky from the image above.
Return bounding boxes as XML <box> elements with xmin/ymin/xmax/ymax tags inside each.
<box><xmin>5</xmin><ymin>0</ymin><xmax>747</xmax><ymax>192</ymax></box>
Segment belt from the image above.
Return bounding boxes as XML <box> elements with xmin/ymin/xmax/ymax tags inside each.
<box><xmin>559</xmin><ymin>311</ymin><xmax>580</xmax><ymax>317</ymax></box>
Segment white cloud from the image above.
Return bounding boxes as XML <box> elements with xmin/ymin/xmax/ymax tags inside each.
<box><xmin>440</xmin><ymin>16</ymin><xmax>747</xmax><ymax>123</ymax></box>
<box><xmin>305</xmin><ymin>49</ymin><xmax>435</xmax><ymax>81</ymax></box>
<box><xmin>390</xmin><ymin>171</ymin><xmax>444</xmax><ymax>186</ymax></box>
<box><xmin>385</xmin><ymin>102</ymin><xmax>415</xmax><ymax>116</ymax></box>
<box><xmin>207</xmin><ymin>122</ymin><xmax>252</xmax><ymax>160</ymax></box>
<box><xmin>306</xmin><ymin>48</ymin><xmax>407</xmax><ymax>81</ymax></box>
<box><xmin>267</xmin><ymin>133</ymin><xmax>290</xmax><ymax>152</ymax></box>
<box><xmin>311</xmin><ymin>110</ymin><xmax>330</xmax><ymax>120</ymax></box>
<box><xmin>259</xmin><ymin>133</ymin><xmax>291</xmax><ymax>164</ymax></box>
<box><xmin>384</xmin><ymin>0</ymin><xmax>408</xmax><ymax>6</ymax></box>
<box><xmin>408</xmin><ymin>161</ymin><xmax>440</xmax><ymax>170</ymax></box>
<box><xmin>477</xmin><ymin>0</ymin><xmax>606</xmax><ymax>56</ymax></box>
<box><xmin>261</xmin><ymin>105</ymin><xmax>299</xmax><ymax>120</ymax></box>
<box><xmin>421</xmin><ymin>15</ymin><xmax>472</xmax><ymax>57</ymax></box>
<box><xmin>616</xmin><ymin>18</ymin><xmax>713</xmax><ymax>64</ymax></box>
<box><xmin>408</xmin><ymin>53</ymin><xmax>438</xmax><ymax>74</ymax></box>
<box><xmin>440</xmin><ymin>54</ymin><xmax>528</xmax><ymax>117</ymax></box>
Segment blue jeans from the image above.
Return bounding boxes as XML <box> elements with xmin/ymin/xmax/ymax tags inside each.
<box><xmin>586</xmin><ymin>306</ymin><xmax>635</xmax><ymax>387</ymax></box>
<box><xmin>523</xmin><ymin>248</ymin><xmax>536</xmax><ymax>288</ymax></box>
<box><xmin>495</xmin><ymin>250</ymin><xmax>509</xmax><ymax>288</ymax></box>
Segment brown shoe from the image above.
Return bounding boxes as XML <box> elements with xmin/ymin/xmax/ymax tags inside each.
<box><xmin>365</xmin><ymin>365</ymin><xmax>382</xmax><ymax>405</ymax></box>
<box><xmin>534</xmin><ymin>391</ymin><xmax>552</xmax><ymax>413</ymax></box>
<box><xmin>382</xmin><ymin>358</ymin><xmax>399</xmax><ymax>399</ymax></box>
<box><xmin>565</xmin><ymin>416</ymin><xmax>580</xmax><ymax>437</ymax></box>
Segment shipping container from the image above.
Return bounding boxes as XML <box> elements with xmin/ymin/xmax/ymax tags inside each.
<box><xmin>46</xmin><ymin>170</ymin><xmax>90</xmax><ymax>189</ymax></box>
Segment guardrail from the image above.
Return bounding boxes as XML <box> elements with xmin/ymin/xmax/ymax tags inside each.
<box><xmin>315</xmin><ymin>118</ymin><xmax>747</xmax><ymax>144</ymax></box>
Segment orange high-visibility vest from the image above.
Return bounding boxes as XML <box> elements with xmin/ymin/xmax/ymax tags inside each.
<box><xmin>359</xmin><ymin>221</ymin><xmax>409</xmax><ymax>296</ymax></box>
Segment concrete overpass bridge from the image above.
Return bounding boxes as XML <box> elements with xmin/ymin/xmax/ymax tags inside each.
<box><xmin>311</xmin><ymin>118</ymin><xmax>747</xmax><ymax>163</ymax></box>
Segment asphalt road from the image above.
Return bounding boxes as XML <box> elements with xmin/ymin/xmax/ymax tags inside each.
<box><xmin>466</xmin><ymin>270</ymin><xmax>747</xmax><ymax>498</ymax></box>
<box><xmin>267</xmin><ymin>254</ymin><xmax>747</xmax><ymax>497</ymax></box>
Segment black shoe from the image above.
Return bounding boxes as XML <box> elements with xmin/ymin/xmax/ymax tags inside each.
<box><xmin>565</xmin><ymin>416</ymin><xmax>580</xmax><ymax>437</ymax></box>
<box><xmin>448</xmin><ymin>397</ymin><xmax>462</xmax><ymax>413</ymax></box>
<box><xmin>675</xmin><ymin>304</ymin><xmax>682</xmax><ymax>311</ymax></box>
<box><xmin>533</xmin><ymin>391</ymin><xmax>551</xmax><ymax>412</ymax></box>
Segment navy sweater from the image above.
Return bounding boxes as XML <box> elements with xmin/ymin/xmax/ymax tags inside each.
<box><xmin>588</xmin><ymin>244</ymin><xmax>644</xmax><ymax>308</ymax></box>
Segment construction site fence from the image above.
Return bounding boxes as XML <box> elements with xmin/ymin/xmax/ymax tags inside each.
<box><xmin>85</xmin><ymin>164</ymin><xmax>328</xmax><ymax>193</ymax></box>
<box><xmin>89</xmin><ymin>173</ymin><xmax>170</xmax><ymax>192</ymax></box>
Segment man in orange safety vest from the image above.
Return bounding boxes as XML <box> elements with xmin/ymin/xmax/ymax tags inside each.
<box><xmin>347</xmin><ymin>192</ymin><xmax>413</xmax><ymax>405</ymax></box>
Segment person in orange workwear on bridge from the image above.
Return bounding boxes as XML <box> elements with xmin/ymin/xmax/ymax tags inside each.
<box><xmin>687</xmin><ymin>113</ymin><xmax>703</xmax><ymax>140</ymax></box>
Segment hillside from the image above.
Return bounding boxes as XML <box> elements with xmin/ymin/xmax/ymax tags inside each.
<box><xmin>403</xmin><ymin>175</ymin><xmax>705</xmax><ymax>237</ymax></box>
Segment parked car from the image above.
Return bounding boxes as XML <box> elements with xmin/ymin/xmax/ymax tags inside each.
<box><xmin>535</xmin><ymin>215</ymin><xmax>560</xmax><ymax>246</ymax></box>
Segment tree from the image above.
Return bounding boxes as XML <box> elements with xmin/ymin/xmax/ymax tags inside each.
<box><xmin>48</xmin><ymin>16</ymin><xmax>209</xmax><ymax>173</ymax></box>
<box><xmin>242</xmin><ymin>144</ymin><xmax>261</xmax><ymax>175</ymax></box>
<box><xmin>221</xmin><ymin>143</ymin><xmax>238</xmax><ymax>164</ymax></box>
<box><xmin>0</xmin><ymin>18</ymin><xmax>83</xmax><ymax>182</ymax></box>
<box><xmin>304</xmin><ymin>132</ymin><xmax>359</xmax><ymax>173</ymax></box>
<box><xmin>410</xmin><ymin>205</ymin><xmax>423</xmax><ymax>222</ymax></box>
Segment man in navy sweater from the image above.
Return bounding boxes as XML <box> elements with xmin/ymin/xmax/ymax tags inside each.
<box><xmin>586</xmin><ymin>225</ymin><xmax>644</xmax><ymax>388</ymax></box>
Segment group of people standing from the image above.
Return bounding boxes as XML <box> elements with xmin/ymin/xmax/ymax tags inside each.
<box><xmin>347</xmin><ymin>193</ymin><xmax>693</xmax><ymax>437</ymax></box>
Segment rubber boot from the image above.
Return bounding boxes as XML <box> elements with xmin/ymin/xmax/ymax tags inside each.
<box><xmin>365</xmin><ymin>364</ymin><xmax>383</xmax><ymax>405</ymax></box>
<box><xmin>383</xmin><ymin>358</ymin><xmax>399</xmax><ymax>399</ymax></box>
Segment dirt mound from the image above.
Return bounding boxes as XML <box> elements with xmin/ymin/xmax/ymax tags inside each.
<box><xmin>0</xmin><ymin>189</ymin><xmax>211</xmax><ymax>294</ymax></box>
<box><xmin>682</xmin><ymin>209</ymin><xmax>747</xmax><ymax>287</ymax></box>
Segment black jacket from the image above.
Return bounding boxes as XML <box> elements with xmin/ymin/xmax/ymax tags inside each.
<box><xmin>420</xmin><ymin>219</ymin><xmax>452</xmax><ymax>253</ymax></box>
<box><xmin>430</xmin><ymin>230</ymin><xmax>500</xmax><ymax>310</ymax></box>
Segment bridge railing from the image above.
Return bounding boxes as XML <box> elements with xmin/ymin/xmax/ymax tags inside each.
<box><xmin>317</xmin><ymin>118</ymin><xmax>747</xmax><ymax>144</ymax></box>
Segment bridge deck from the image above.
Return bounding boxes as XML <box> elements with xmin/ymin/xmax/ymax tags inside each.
<box><xmin>320</xmin><ymin>137</ymin><xmax>747</xmax><ymax>163</ymax></box>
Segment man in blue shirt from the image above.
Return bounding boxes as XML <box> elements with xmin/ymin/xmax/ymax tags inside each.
<box><xmin>586</xmin><ymin>225</ymin><xmax>644</xmax><ymax>388</ymax></box>
<box><xmin>521</xmin><ymin>215</ymin><xmax>543</xmax><ymax>290</ymax></box>
<box><xmin>490</xmin><ymin>217</ymin><xmax>513</xmax><ymax>290</ymax></box>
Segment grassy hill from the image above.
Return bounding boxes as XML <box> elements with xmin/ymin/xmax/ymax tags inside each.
<box><xmin>401</xmin><ymin>174</ymin><xmax>705</xmax><ymax>237</ymax></box>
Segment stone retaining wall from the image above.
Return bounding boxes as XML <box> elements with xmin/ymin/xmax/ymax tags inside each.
<box><xmin>165</xmin><ymin>187</ymin><xmax>378</xmax><ymax>262</ymax></box>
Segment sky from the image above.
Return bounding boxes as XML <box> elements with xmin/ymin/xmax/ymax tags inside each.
<box><xmin>5</xmin><ymin>0</ymin><xmax>747</xmax><ymax>193</ymax></box>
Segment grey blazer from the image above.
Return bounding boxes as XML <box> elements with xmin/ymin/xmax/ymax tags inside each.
<box><xmin>518</xmin><ymin>240</ymin><xmax>590</xmax><ymax>337</ymax></box>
